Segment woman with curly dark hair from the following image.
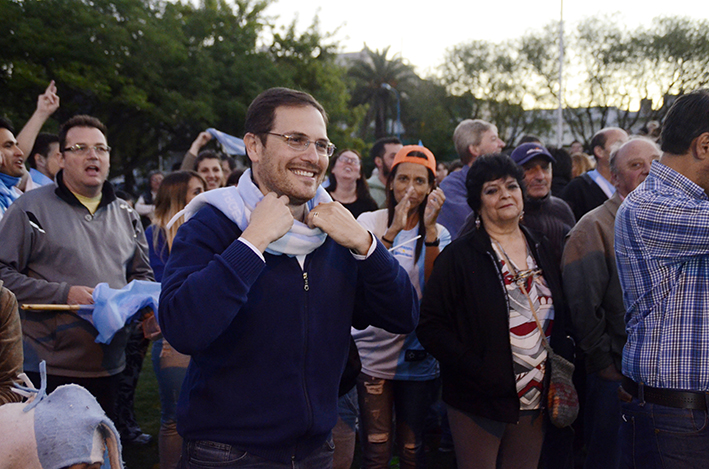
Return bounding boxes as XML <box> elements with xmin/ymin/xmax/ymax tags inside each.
<box><xmin>417</xmin><ymin>153</ymin><xmax>574</xmax><ymax>469</ymax></box>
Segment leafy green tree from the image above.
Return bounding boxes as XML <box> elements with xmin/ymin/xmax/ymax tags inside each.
<box><xmin>564</xmin><ymin>17</ymin><xmax>639</xmax><ymax>141</ymax></box>
<box><xmin>0</xmin><ymin>0</ymin><xmax>356</xmax><ymax>189</ymax></box>
<box><xmin>348</xmin><ymin>46</ymin><xmax>417</xmax><ymax>140</ymax></box>
<box><xmin>630</xmin><ymin>16</ymin><xmax>709</xmax><ymax>118</ymax></box>
<box><xmin>440</xmin><ymin>38</ymin><xmax>552</xmax><ymax>147</ymax></box>
<box><xmin>267</xmin><ymin>17</ymin><xmax>365</xmax><ymax>151</ymax></box>
<box><xmin>519</xmin><ymin>15</ymin><xmax>709</xmax><ymax>144</ymax></box>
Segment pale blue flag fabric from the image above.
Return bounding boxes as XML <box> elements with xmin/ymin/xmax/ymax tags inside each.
<box><xmin>77</xmin><ymin>280</ymin><xmax>161</xmax><ymax>344</ymax></box>
<box><xmin>206</xmin><ymin>128</ymin><xmax>246</xmax><ymax>155</ymax></box>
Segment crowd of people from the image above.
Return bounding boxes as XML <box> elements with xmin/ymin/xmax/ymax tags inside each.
<box><xmin>0</xmin><ymin>82</ymin><xmax>708</xmax><ymax>469</ymax></box>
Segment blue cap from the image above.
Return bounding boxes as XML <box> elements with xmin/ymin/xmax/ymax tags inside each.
<box><xmin>510</xmin><ymin>143</ymin><xmax>555</xmax><ymax>166</ymax></box>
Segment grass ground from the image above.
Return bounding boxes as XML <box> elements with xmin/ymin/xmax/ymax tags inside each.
<box><xmin>123</xmin><ymin>349</ymin><xmax>458</xmax><ymax>468</ymax></box>
<box><xmin>123</xmin><ymin>348</ymin><xmax>160</xmax><ymax>469</ymax></box>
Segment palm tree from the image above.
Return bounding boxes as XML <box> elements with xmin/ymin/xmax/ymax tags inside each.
<box><xmin>348</xmin><ymin>46</ymin><xmax>417</xmax><ymax>140</ymax></box>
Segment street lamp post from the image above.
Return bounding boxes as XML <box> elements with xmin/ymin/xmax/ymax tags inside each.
<box><xmin>381</xmin><ymin>83</ymin><xmax>401</xmax><ymax>141</ymax></box>
<box><xmin>557</xmin><ymin>0</ymin><xmax>565</xmax><ymax>148</ymax></box>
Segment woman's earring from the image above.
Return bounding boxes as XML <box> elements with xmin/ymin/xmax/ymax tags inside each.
<box><xmin>475</xmin><ymin>214</ymin><xmax>481</xmax><ymax>229</ymax></box>
<box><xmin>520</xmin><ymin>210</ymin><xmax>525</xmax><ymax>222</ymax></box>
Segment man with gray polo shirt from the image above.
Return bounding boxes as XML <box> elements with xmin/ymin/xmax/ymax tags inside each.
<box><xmin>366</xmin><ymin>137</ymin><xmax>402</xmax><ymax>208</ymax></box>
<box><xmin>0</xmin><ymin>115</ymin><xmax>153</xmax><ymax>421</ymax></box>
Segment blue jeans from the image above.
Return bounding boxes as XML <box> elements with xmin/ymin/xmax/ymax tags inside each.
<box><xmin>337</xmin><ymin>386</ymin><xmax>359</xmax><ymax>432</ymax></box>
<box><xmin>584</xmin><ymin>372</ymin><xmax>622</xmax><ymax>469</ymax></box>
<box><xmin>153</xmin><ymin>339</ymin><xmax>190</xmax><ymax>468</ymax></box>
<box><xmin>333</xmin><ymin>388</ymin><xmax>359</xmax><ymax>469</ymax></box>
<box><xmin>178</xmin><ymin>438</ymin><xmax>335</xmax><ymax>469</ymax></box>
<box><xmin>356</xmin><ymin>374</ymin><xmax>438</xmax><ymax>469</ymax></box>
<box><xmin>152</xmin><ymin>339</ymin><xmax>189</xmax><ymax>424</ymax></box>
<box><xmin>620</xmin><ymin>398</ymin><xmax>709</xmax><ymax>469</ymax></box>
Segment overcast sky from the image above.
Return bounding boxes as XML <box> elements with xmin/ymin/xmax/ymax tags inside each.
<box><xmin>264</xmin><ymin>0</ymin><xmax>707</xmax><ymax>75</ymax></box>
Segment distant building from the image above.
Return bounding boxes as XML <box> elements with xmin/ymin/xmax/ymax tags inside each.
<box><xmin>528</xmin><ymin>94</ymin><xmax>676</xmax><ymax>147</ymax></box>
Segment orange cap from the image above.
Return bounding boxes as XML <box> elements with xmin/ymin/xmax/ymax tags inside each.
<box><xmin>391</xmin><ymin>145</ymin><xmax>437</xmax><ymax>176</ymax></box>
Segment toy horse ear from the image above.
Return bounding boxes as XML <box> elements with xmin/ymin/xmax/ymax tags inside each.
<box><xmin>99</xmin><ymin>422</ymin><xmax>124</xmax><ymax>469</ymax></box>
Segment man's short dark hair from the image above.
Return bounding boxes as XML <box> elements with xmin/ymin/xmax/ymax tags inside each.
<box><xmin>589</xmin><ymin>130</ymin><xmax>610</xmax><ymax>161</ymax></box>
<box><xmin>370</xmin><ymin>137</ymin><xmax>402</xmax><ymax>160</ymax></box>
<box><xmin>661</xmin><ymin>89</ymin><xmax>709</xmax><ymax>156</ymax></box>
<box><xmin>518</xmin><ymin>135</ymin><xmax>542</xmax><ymax>145</ymax></box>
<box><xmin>589</xmin><ymin>128</ymin><xmax>625</xmax><ymax>161</ymax></box>
<box><xmin>0</xmin><ymin>117</ymin><xmax>14</xmax><ymax>134</ymax></box>
<box><xmin>244</xmin><ymin>88</ymin><xmax>327</xmax><ymax>146</ymax></box>
<box><xmin>549</xmin><ymin>147</ymin><xmax>572</xmax><ymax>181</ymax></box>
<box><xmin>448</xmin><ymin>160</ymin><xmax>464</xmax><ymax>172</ymax></box>
<box><xmin>194</xmin><ymin>150</ymin><xmax>222</xmax><ymax>171</ymax></box>
<box><xmin>58</xmin><ymin>115</ymin><xmax>107</xmax><ymax>151</ymax></box>
<box><xmin>222</xmin><ymin>155</ymin><xmax>237</xmax><ymax>171</ymax></box>
<box><xmin>28</xmin><ymin>133</ymin><xmax>59</xmax><ymax>168</ymax></box>
<box><xmin>466</xmin><ymin>153</ymin><xmax>525</xmax><ymax>213</ymax></box>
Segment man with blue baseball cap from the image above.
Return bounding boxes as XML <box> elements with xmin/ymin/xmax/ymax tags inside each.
<box><xmin>511</xmin><ymin>142</ymin><xmax>575</xmax><ymax>266</ymax></box>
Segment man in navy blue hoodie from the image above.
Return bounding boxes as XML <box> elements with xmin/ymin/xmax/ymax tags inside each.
<box><xmin>159</xmin><ymin>87</ymin><xmax>419</xmax><ymax>468</ymax></box>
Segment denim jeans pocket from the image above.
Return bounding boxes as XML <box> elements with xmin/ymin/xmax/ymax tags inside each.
<box><xmin>325</xmin><ymin>435</ymin><xmax>336</xmax><ymax>452</ymax></box>
<box><xmin>651</xmin><ymin>405</ymin><xmax>709</xmax><ymax>434</ymax></box>
<box><xmin>188</xmin><ymin>440</ymin><xmax>249</xmax><ymax>467</ymax></box>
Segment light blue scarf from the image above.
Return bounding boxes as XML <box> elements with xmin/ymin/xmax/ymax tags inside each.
<box><xmin>0</xmin><ymin>172</ymin><xmax>21</xmax><ymax>214</ymax></box>
<box><xmin>170</xmin><ymin>169</ymin><xmax>330</xmax><ymax>256</ymax></box>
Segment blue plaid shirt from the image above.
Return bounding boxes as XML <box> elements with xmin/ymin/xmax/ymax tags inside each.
<box><xmin>615</xmin><ymin>160</ymin><xmax>709</xmax><ymax>391</ymax></box>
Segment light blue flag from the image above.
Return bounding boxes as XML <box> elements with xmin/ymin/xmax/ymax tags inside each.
<box><xmin>77</xmin><ymin>280</ymin><xmax>161</xmax><ymax>344</ymax></box>
<box><xmin>207</xmin><ymin>128</ymin><xmax>246</xmax><ymax>155</ymax></box>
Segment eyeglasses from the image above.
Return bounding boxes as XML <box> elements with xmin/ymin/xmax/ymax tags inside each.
<box><xmin>62</xmin><ymin>144</ymin><xmax>111</xmax><ymax>156</ymax></box>
<box><xmin>267</xmin><ymin>133</ymin><xmax>336</xmax><ymax>157</ymax></box>
<box><xmin>338</xmin><ymin>155</ymin><xmax>361</xmax><ymax>166</ymax></box>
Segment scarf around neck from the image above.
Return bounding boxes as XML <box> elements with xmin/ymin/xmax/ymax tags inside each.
<box><xmin>169</xmin><ymin>169</ymin><xmax>331</xmax><ymax>256</ymax></box>
<box><xmin>0</xmin><ymin>172</ymin><xmax>21</xmax><ymax>212</ymax></box>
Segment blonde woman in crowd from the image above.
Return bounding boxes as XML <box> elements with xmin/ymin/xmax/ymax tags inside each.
<box><xmin>145</xmin><ymin>171</ymin><xmax>206</xmax><ymax>469</ymax></box>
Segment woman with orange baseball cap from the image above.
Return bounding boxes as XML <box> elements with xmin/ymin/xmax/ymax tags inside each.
<box><xmin>353</xmin><ymin>144</ymin><xmax>451</xmax><ymax>468</ymax></box>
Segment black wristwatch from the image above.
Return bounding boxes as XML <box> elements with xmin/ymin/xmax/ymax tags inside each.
<box><xmin>424</xmin><ymin>238</ymin><xmax>440</xmax><ymax>247</ymax></box>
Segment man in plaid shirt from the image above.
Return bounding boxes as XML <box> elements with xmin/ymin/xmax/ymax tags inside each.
<box><xmin>616</xmin><ymin>89</ymin><xmax>709</xmax><ymax>468</ymax></box>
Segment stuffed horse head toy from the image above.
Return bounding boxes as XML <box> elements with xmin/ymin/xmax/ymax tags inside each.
<box><xmin>0</xmin><ymin>362</ymin><xmax>123</xmax><ymax>469</ymax></box>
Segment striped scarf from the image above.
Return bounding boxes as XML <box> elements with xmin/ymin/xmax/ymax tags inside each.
<box><xmin>170</xmin><ymin>169</ymin><xmax>329</xmax><ymax>256</ymax></box>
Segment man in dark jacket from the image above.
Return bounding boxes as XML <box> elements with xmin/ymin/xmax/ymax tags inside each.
<box><xmin>510</xmin><ymin>142</ymin><xmax>575</xmax><ymax>266</ymax></box>
<box><xmin>159</xmin><ymin>87</ymin><xmax>419</xmax><ymax>468</ymax></box>
<box><xmin>562</xmin><ymin>127</ymin><xmax>627</xmax><ymax>220</ymax></box>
